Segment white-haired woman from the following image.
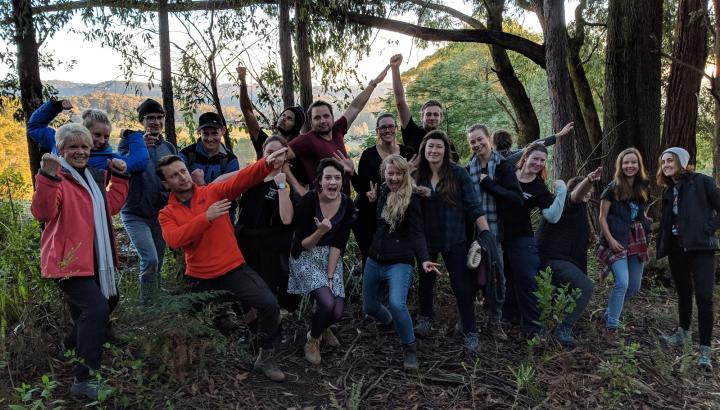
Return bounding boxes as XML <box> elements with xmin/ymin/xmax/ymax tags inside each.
<box><xmin>31</xmin><ymin>124</ymin><xmax>129</xmax><ymax>400</ymax></box>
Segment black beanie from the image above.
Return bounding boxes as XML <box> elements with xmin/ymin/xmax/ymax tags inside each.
<box><xmin>137</xmin><ymin>98</ymin><xmax>165</xmax><ymax>122</ymax></box>
<box><xmin>281</xmin><ymin>105</ymin><xmax>306</xmax><ymax>136</ymax></box>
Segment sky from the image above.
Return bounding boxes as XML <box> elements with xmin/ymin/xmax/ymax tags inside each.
<box><xmin>1</xmin><ymin>2</ymin><xmax>580</xmax><ymax>88</ymax></box>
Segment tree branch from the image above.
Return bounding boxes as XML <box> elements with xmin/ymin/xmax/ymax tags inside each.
<box><xmin>402</xmin><ymin>0</ymin><xmax>487</xmax><ymax>29</ymax></box>
<box><xmin>345</xmin><ymin>12</ymin><xmax>546</xmax><ymax>67</ymax></box>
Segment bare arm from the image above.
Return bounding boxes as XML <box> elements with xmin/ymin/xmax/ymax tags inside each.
<box><xmin>274</xmin><ymin>173</ymin><xmax>294</xmax><ymax>225</ymax></box>
<box><xmin>237</xmin><ymin>66</ymin><xmax>261</xmax><ymax>141</ymax></box>
<box><xmin>390</xmin><ymin>54</ymin><xmax>411</xmax><ymax>128</ymax></box>
<box><xmin>475</xmin><ymin>215</ymin><xmax>490</xmax><ymax>232</ymax></box>
<box><xmin>570</xmin><ymin>167</ymin><xmax>602</xmax><ymax>204</ymax></box>
<box><xmin>342</xmin><ymin>66</ymin><xmax>389</xmax><ymax>126</ymax></box>
<box><xmin>599</xmin><ymin>199</ymin><xmax>623</xmax><ymax>251</ymax></box>
<box><xmin>326</xmin><ymin>247</ymin><xmax>342</xmax><ymax>279</ymax></box>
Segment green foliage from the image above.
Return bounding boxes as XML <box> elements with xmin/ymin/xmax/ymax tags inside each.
<box><xmin>598</xmin><ymin>341</ymin><xmax>644</xmax><ymax>404</ymax></box>
<box><xmin>533</xmin><ymin>267</ymin><xmax>582</xmax><ymax>333</ymax></box>
<box><xmin>9</xmin><ymin>374</ymin><xmax>65</xmax><ymax>410</ymax></box>
<box><xmin>511</xmin><ymin>362</ymin><xmax>543</xmax><ymax>402</ymax></box>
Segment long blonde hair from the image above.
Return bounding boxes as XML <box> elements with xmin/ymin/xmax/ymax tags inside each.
<box><xmin>380</xmin><ymin>155</ymin><xmax>414</xmax><ymax>232</ymax></box>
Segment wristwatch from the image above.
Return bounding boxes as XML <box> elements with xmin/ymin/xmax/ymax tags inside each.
<box><xmin>277</xmin><ymin>182</ymin><xmax>287</xmax><ymax>189</ymax></box>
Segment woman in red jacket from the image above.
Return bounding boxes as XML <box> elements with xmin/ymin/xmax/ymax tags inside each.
<box><xmin>31</xmin><ymin>123</ymin><xmax>129</xmax><ymax>400</ymax></box>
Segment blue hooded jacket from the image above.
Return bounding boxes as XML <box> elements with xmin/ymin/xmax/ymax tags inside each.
<box><xmin>27</xmin><ymin>100</ymin><xmax>149</xmax><ymax>172</ymax></box>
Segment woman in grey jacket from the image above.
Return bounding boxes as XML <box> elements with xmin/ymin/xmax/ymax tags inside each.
<box><xmin>656</xmin><ymin>147</ymin><xmax>720</xmax><ymax>371</ymax></box>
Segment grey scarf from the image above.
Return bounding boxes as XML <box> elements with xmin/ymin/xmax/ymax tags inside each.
<box><xmin>60</xmin><ymin>158</ymin><xmax>117</xmax><ymax>299</ymax></box>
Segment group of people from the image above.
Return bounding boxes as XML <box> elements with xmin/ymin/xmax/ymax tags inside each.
<box><xmin>29</xmin><ymin>54</ymin><xmax>720</xmax><ymax>400</ymax></box>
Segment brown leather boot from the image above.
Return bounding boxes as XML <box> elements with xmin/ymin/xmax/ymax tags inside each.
<box><xmin>304</xmin><ymin>332</ymin><xmax>321</xmax><ymax>365</ymax></box>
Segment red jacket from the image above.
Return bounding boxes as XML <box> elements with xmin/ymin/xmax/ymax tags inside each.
<box><xmin>159</xmin><ymin>159</ymin><xmax>272</xmax><ymax>279</ymax></box>
<box><xmin>31</xmin><ymin>169</ymin><xmax>129</xmax><ymax>279</ymax></box>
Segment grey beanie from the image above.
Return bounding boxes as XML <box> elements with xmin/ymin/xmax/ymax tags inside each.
<box><xmin>662</xmin><ymin>147</ymin><xmax>690</xmax><ymax>169</ymax></box>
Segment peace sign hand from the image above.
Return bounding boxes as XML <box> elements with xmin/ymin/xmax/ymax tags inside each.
<box><xmin>366</xmin><ymin>181</ymin><xmax>378</xmax><ymax>203</ymax></box>
<box><xmin>422</xmin><ymin>261</ymin><xmax>442</xmax><ymax>275</ymax></box>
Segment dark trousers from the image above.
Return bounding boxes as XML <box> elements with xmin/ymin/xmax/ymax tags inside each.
<box><xmin>56</xmin><ymin>277</ymin><xmax>111</xmax><ymax>381</ymax></box>
<box><xmin>668</xmin><ymin>246</ymin><xmax>716</xmax><ymax>346</ymax></box>
<box><xmin>502</xmin><ymin>236</ymin><xmax>542</xmax><ymax>334</ymax></box>
<box><xmin>186</xmin><ymin>264</ymin><xmax>280</xmax><ymax>349</ymax></box>
<box><xmin>418</xmin><ymin>245</ymin><xmax>479</xmax><ymax>334</ymax></box>
<box><xmin>543</xmin><ymin>259</ymin><xmax>593</xmax><ymax>329</ymax></box>
<box><xmin>237</xmin><ymin>235</ymin><xmax>301</xmax><ymax>312</ymax></box>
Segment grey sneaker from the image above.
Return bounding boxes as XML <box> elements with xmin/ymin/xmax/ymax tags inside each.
<box><xmin>253</xmin><ymin>348</ymin><xmax>285</xmax><ymax>382</ymax></box>
<box><xmin>70</xmin><ymin>379</ymin><xmax>113</xmax><ymax>400</ymax></box>
<box><xmin>660</xmin><ymin>328</ymin><xmax>691</xmax><ymax>348</ymax></box>
<box><xmin>698</xmin><ymin>345</ymin><xmax>713</xmax><ymax>371</ymax></box>
<box><xmin>463</xmin><ymin>332</ymin><xmax>480</xmax><ymax>352</ymax></box>
<box><xmin>414</xmin><ymin>316</ymin><xmax>433</xmax><ymax>338</ymax></box>
<box><xmin>554</xmin><ymin>325</ymin><xmax>578</xmax><ymax>348</ymax></box>
<box><xmin>402</xmin><ymin>342</ymin><xmax>419</xmax><ymax>370</ymax></box>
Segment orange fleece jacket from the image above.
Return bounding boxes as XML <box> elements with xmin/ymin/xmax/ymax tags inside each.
<box><xmin>159</xmin><ymin>158</ymin><xmax>272</xmax><ymax>279</ymax></box>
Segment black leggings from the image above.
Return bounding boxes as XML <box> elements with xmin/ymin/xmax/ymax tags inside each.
<box><xmin>310</xmin><ymin>287</ymin><xmax>344</xmax><ymax>339</ymax></box>
<box><xmin>668</xmin><ymin>245</ymin><xmax>716</xmax><ymax>346</ymax></box>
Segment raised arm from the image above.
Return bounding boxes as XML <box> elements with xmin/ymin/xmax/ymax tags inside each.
<box><xmin>27</xmin><ymin>100</ymin><xmax>71</xmax><ymax>152</ymax></box>
<box><xmin>237</xmin><ymin>66</ymin><xmax>265</xmax><ymax>159</ymax></box>
<box><xmin>390</xmin><ymin>54</ymin><xmax>411</xmax><ymax>128</ymax></box>
<box><xmin>570</xmin><ymin>167</ymin><xmax>602</xmax><ymax>204</ymax></box>
<box><xmin>342</xmin><ymin>65</ymin><xmax>389</xmax><ymax>126</ymax></box>
<box><xmin>117</xmin><ymin>129</ymin><xmax>150</xmax><ymax>173</ymax></box>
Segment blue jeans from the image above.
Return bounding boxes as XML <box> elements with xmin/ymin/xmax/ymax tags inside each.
<box><xmin>363</xmin><ymin>258</ymin><xmax>415</xmax><ymax>344</ymax></box>
<box><xmin>122</xmin><ymin>213</ymin><xmax>166</xmax><ymax>301</ymax></box>
<box><xmin>606</xmin><ymin>255</ymin><xmax>643</xmax><ymax>329</ymax></box>
<box><xmin>503</xmin><ymin>236</ymin><xmax>542</xmax><ymax>334</ymax></box>
<box><xmin>544</xmin><ymin>259</ymin><xmax>593</xmax><ymax>329</ymax></box>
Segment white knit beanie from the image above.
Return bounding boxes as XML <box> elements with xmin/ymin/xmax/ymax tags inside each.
<box><xmin>662</xmin><ymin>147</ymin><xmax>690</xmax><ymax>169</ymax></box>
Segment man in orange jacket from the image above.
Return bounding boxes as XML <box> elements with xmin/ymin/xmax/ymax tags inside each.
<box><xmin>157</xmin><ymin>148</ymin><xmax>288</xmax><ymax>382</ymax></box>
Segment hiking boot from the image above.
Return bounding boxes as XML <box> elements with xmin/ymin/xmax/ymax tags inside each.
<box><xmin>463</xmin><ymin>332</ymin><xmax>480</xmax><ymax>352</ymax></box>
<box><xmin>605</xmin><ymin>328</ymin><xmax>619</xmax><ymax>347</ymax></box>
<box><xmin>304</xmin><ymin>332</ymin><xmax>321</xmax><ymax>365</ymax></box>
<box><xmin>554</xmin><ymin>325</ymin><xmax>578</xmax><ymax>348</ymax></box>
<box><xmin>698</xmin><ymin>345</ymin><xmax>713</xmax><ymax>371</ymax></box>
<box><xmin>402</xmin><ymin>342</ymin><xmax>419</xmax><ymax>370</ymax></box>
<box><xmin>321</xmin><ymin>327</ymin><xmax>340</xmax><ymax>347</ymax></box>
<box><xmin>70</xmin><ymin>378</ymin><xmax>113</xmax><ymax>400</ymax></box>
<box><xmin>488</xmin><ymin>320</ymin><xmax>509</xmax><ymax>342</ymax></box>
<box><xmin>414</xmin><ymin>316</ymin><xmax>433</xmax><ymax>338</ymax></box>
<box><xmin>660</xmin><ymin>327</ymin><xmax>691</xmax><ymax>348</ymax></box>
<box><xmin>253</xmin><ymin>348</ymin><xmax>285</xmax><ymax>382</ymax></box>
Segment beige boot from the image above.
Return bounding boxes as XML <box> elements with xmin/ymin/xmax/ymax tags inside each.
<box><xmin>321</xmin><ymin>327</ymin><xmax>340</xmax><ymax>347</ymax></box>
<box><xmin>304</xmin><ymin>332</ymin><xmax>321</xmax><ymax>365</ymax></box>
<box><xmin>253</xmin><ymin>348</ymin><xmax>285</xmax><ymax>382</ymax></box>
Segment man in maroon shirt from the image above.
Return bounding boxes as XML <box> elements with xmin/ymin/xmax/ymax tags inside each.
<box><xmin>287</xmin><ymin>66</ymin><xmax>390</xmax><ymax>194</ymax></box>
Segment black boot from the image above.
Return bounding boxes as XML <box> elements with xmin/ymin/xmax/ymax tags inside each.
<box><xmin>402</xmin><ymin>342</ymin><xmax>419</xmax><ymax>370</ymax></box>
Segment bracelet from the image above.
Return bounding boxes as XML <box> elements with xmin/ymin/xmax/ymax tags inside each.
<box><xmin>327</xmin><ymin>275</ymin><xmax>334</xmax><ymax>280</ymax></box>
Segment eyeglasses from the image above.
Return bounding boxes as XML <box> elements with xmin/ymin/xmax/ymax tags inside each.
<box><xmin>377</xmin><ymin>125</ymin><xmax>396</xmax><ymax>131</ymax></box>
<box><xmin>145</xmin><ymin>115</ymin><xmax>165</xmax><ymax>122</ymax></box>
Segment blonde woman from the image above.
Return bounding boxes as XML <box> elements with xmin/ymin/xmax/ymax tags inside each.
<box><xmin>362</xmin><ymin>155</ymin><xmax>439</xmax><ymax>370</ymax></box>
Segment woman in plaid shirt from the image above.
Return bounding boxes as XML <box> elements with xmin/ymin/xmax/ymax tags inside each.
<box><xmin>411</xmin><ymin>130</ymin><xmax>492</xmax><ymax>352</ymax></box>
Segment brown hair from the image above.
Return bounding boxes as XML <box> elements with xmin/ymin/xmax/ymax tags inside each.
<box><xmin>262</xmin><ymin>135</ymin><xmax>288</xmax><ymax>152</ymax></box>
<box><xmin>414</xmin><ymin>130</ymin><xmax>458</xmax><ymax>207</ymax></box>
<box><xmin>492</xmin><ymin>129</ymin><xmax>513</xmax><ymax>152</ymax></box>
<box><xmin>421</xmin><ymin>100</ymin><xmax>442</xmax><ymax>115</ymax></box>
<box><xmin>314</xmin><ymin>157</ymin><xmax>344</xmax><ymax>189</ymax></box>
<box><xmin>612</xmin><ymin>147</ymin><xmax>649</xmax><ymax>202</ymax></box>
<box><xmin>156</xmin><ymin>154</ymin><xmax>185</xmax><ymax>181</ymax></box>
<box><xmin>307</xmin><ymin>100</ymin><xmax>334</xmax><ymax>121</ymax></box>
<box><xmin>516</xmin><ymin>143</ymin><xmax>549</xmax><ymax>180</ymax></box>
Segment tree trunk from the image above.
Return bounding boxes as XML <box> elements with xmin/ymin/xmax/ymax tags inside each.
<box><xmin>158</xmin><ymin>1</ymin><xmax>177</xmax><ymax>147</ymax></box>
<box><xmin>567</xmin><ymin>1</ymin><xmax>603</xmax><ymax>151</ymax></box>
<box><xmin>602</xmin><ymin>0</ymin><xmax>662</xmax><ymax>185</ymax></box>
<box><xmin>295</xmin><ymin>0</ymin><xmax>312</xmax><ymax>131</ymax></box>
<box><xmin>13</xmin><ymin>0</ymin><xmax>43</xmax><ymax>184</ymax></box>
<box><xmin>542</xmin><ymin>0</ymin><xmax>593</xmax><ymax>180</ymax></box>
<box><xmin>661</xmin><ymin>0</ymin><xmax>709</xmax><ymax>165</ymax></box>
<box><xmin>713</xmin><ymin>0</ymin><xmax>720</xmax><ymax>182</ymax></box>
<box><xmin>279</xmin><ymin>0</ymin><xmax>294</xmax><ymax>108</ymax></box>
<box><xmin>485</xmin><ymin>0</ymin><xmax>539</xmax><ymax>146</ymax></box>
